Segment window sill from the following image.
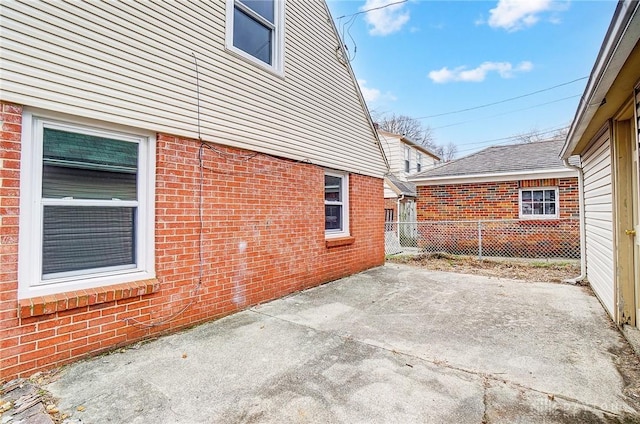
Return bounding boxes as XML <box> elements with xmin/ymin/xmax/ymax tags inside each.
<box><xmin>325</xmin><ymin>236</ymin><xmax>355</xmax><ymax>248</ymax></box>
<box><xmin>18</xmin><ymin>279</ymin><xmax>160</xmax><ymax>319</ymax></box>
<box><xmin>518</xmin><ymin>218</ymin><xmax>561</xmax><ymax>224</ymax></box>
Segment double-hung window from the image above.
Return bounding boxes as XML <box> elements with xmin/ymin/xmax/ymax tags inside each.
<box><xmin>404</xmin><ymin>146</ymin><xmax>411</xmax><ymax>173</ymax></box>
<box><xmin>519</xmin><ymin>187</ymin><xmax>559</xmax><ymax>219</ymax></box>
<box><xmin>226</xmin><ymin>0</ymin><xmax>284</xmax><ymax>73</ymax></box>
<box><xmin>18</xmin><ymin>111</ymin><xmax>155</xmax><ymax>298</ymax></box>
<box><xmin>416</xmin><ymin>152</ymin><xmax>422</xmax><ymax>173</ymax></box>
<box><xmin>324</xmin><ymin>171</ymin><xmax>349</xmax><ymax>237</ymax></box>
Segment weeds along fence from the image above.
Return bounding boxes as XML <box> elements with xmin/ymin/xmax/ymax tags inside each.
<box><xmin>384</xmin><ymin>219</ymin><xmax>580</xmax><ymax>260</ymax></box>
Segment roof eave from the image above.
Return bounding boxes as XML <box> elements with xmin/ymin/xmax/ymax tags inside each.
<box><xmin>562</xmin><ymin>0</ymin><xmax>640</xmax><ymax>159</ymax></box>
<box><xmin>409</xmin><ymin>168</ymin><xmax>579</xmax><ymax>186</ymax></box>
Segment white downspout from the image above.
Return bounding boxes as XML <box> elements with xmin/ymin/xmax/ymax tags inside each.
<box><xmin>563</xmin><ymin>157</ymin><xmax>587</xmax><ymax>284</ymax></box>
<box><xmin>397</xmin><ymin>194</ymin><xmax>405</xmax><ymax>246</ymax></box>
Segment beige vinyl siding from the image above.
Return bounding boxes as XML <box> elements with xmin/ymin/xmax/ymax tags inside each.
<box><xmin>0</xmin><ymin>1</ymin><xmax>386</xmax><ymax>178</ymax></box>
<box><xmin>583</xmin><ymin>129</ymin><xmax>615</xmax><ymax>318</ymax></box>
<box><xmin>378</xmin><ymin>133</ymin><xmax>403</xmax><ymax>175</ymax></box>
<box><xmin>384</xmin><ymin>186</ymin><xmax>398</xmax><ymax>198</ymax></box>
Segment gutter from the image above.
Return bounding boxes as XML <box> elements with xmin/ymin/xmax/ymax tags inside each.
<box><xmin>563</xmin><ymin>157</ymin><xmax>587</xmax><ymax>284</ymax></box>
<box><xmin>563</xmin><ymin>0</ymin><xmax>640</xmax><ymax>158</ymax></box>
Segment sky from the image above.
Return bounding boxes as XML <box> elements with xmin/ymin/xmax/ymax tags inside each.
<box><xmin>325</xmin><ymin>0</ymin><xmax>619</xmax><ymax>158</ymax></box>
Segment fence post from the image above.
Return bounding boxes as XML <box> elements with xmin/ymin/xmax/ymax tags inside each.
<box><xmin>478</xmin><ymin>221</ymin><xmax>483</xmax><ymax>260</ymax></box>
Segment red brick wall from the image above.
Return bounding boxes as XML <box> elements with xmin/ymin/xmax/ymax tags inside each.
<box><xmin>416</xmin><ymin>178</ymin><xmax>579</xmax><ymax>221</ymax></box>
<box><xmin>414</xmin><ymin>178</ymin><xmax>580</xmax><ymax>259</ymax></box>
<box><xmin>0</xmin><ymin>103</ymin><xmax>385</xmax><ymax>381</ymax></box>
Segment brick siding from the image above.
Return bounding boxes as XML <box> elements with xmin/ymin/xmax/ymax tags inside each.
<box><xmin>415</xmin><ymin>178</ymin><xmax>580</xmax><ymax>258</ymax></box>
<box><xmin>0</xmin><ymin>103</ymin><xmax>385</xmax><ymax>381</ymax></box>
<box><xmin>416</xmin><ymin>178</ymin><xmax>579</xmax><ymax>221</ymax></box>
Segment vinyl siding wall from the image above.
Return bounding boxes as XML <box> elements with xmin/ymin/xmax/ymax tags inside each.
<box><xmin>583</xmin><ymin>129</ymin><xmax>616</xmax><ymax>318</ymax></box>
<box><xmin>0</xmin><ymin>0</ymin><xmax>386</xmax><ymax>177</ymax></box>
<box><xmin>379</xmin><ymin>133</ymin><xmax>403</xmax><ymax>176</ymax></box>
<box><xmin>378</xmin><ymin>132</ymin><xmax>437</xmax><ymax>178</ymax></box>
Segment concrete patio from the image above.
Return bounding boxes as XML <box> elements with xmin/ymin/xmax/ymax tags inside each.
<box><xmin>44</xmin><ymin>263</ymin><xmax>640</xmax><ymax>423</ymax></box>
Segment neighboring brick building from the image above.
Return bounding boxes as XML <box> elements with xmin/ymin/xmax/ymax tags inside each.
<box><xmin>408</xmin><ymin>140</ymin><xmax>580</xmax><ymax>258</ymax></box>
<box><xmin>0</xmin><ymin>2</ymin><xmax>387</xmax><ymax>381</ymax></box>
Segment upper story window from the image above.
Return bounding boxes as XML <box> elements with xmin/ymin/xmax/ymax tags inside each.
<box><xmin>226</xmin><ymin>0</ymin><xmax>285</xmax><ymax>73</ymax></box>
<box><xmin>519</xmin><ymin>187</ymin><xmax>559</xmax><ymax>219</ymax></box>
<box><xmin>404</xmin><ymin>146</ymin><xmax>411</xmax><ymax>173</ymax></box>
<box><xmin>18</xmin><ymin>111</ymin><xmax>156</xmax><ymax>298</ymax></box>
<box><xmin>325</xmin><ymin>171</ymin><xmax>349</xmax><ymax>238</ymax></box>
<box><xmin>416</xmin><ymin>152</ymin><xmax>422</xmax><ymax>173</ymax></box>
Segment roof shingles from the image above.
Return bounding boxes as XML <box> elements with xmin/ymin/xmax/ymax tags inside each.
<box><xmin>410</xmin><ymin>140</ymin><xmax>575</xmax><ymax>179</ymax></box>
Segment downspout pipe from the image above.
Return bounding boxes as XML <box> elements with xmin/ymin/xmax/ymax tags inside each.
<box><xmin>397</xmin><ymin>194</ymin><xmax>405</xmax><ymax>246</ymax></box>
<box><xmin>563</xmin><ymin>157</ymin><xmax>587</xmax><ymax>284</ymax></box>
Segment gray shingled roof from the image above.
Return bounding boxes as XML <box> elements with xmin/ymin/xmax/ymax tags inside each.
<box><xmin>385</xmin><ymin>174</ymin><xmax>417</xmax><ymax>197</ymax></box>
<box><xmin>411</xmin><ymin>139</ymin><xmax>576</xmax><ymax>179</ymax></box>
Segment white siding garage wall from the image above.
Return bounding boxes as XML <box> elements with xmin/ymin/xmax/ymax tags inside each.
<box><xmin>583</xmin><ymin>129</ymin><xmax>616</xmax><ymax>318</ymax></box>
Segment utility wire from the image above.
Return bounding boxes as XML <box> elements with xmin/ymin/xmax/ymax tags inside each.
<box><xmin>336</xmin><ymin>0</ymin><xmax>408</xmax><ymax>19</ymax></box>
<box><xmin>417</xmin><ymin>77</ymin><xmax>588</xmax><ymax>119</ymax></box>
<box><xmin>431</xmin><ymin>94</ymin><xmax>580</xmax><ymax>130</ymax></box>
<box><xmin>453</xmin><ymin>124</ymin><xmax>570</xmax><ymax>155</ymax></box>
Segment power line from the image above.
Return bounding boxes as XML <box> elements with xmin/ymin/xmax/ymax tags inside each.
<box><xmin>431</xmin><ymin>94</ymin><xmax>580</xmax><ymax>130</ymax></box>
<box><xmin>336</xmin><ymin>0</ymin><xmax>409</xmax><ymax>63</ymax></box>
<box><xmin>336</xmin><ymin>0</ymin><xmax>408</xmax><ymax>20</ymax></box>
<box><xmin>417</xmin><ymin>77</ymin><xmax>588</xmax><ymax>119</ymax></box>
<box><xmin>453</xmin><ymin>124</ymin><xmax>570</xmax><ymax>155</ymax></box>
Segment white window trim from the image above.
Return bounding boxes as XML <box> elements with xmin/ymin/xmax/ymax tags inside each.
<box><xmin>324</xmin><ymin>170</ymin><xmax>350</xmax><ymax>239</ymax></box>
<box><xmin>225</xmin><ymin>0</ymin><xmax>285</xmax><ymax>76</ymax></box>
<box><xmin>518</xmin><ymin>187</ymin><xmax>559</xmax><ymax>220</ymax></box>
<box><xmin>18</xmin><ymin>110</ymin><xmax>156</xmax><ymax>299</ymax></box>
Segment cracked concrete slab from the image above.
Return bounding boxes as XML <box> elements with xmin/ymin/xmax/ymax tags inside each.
<box><xmin>45</xmin><ymin>263</ymin><xmax>640</xmax><ymax>423</ymax></box>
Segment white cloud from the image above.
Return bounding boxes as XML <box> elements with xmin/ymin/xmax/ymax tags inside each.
<box><xmin>362</xmin><ymin>0</ymin><xmax>410</xmax><ymax>36</ymax></box>
<box><xmin>488</xmin><ymin>0</ymin><xmax>556</xmax><ymax>31</ymax></box>
<box><xmin>358</xmin><ymin>79</ymin><xmax>381</xmax><ymax>102</ymax></box>
<box><xmin>357</xmin><ymin>79</ymin><xmax>397</xmax><ymax>103</ymax></box>
<box><xmin>428</xmin><ymin>61</ymin><xmax>533</xmax><ymax>83</ymax></box>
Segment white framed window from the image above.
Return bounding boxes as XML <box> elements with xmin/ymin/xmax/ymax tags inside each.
<box><xmin>416</xmin><ymin>152</ymin><xmax>422</xmax><ymax>173</ymax></box>
<box><xmin>324</xmin><ymin>171</ymin><xmax>349</xmax><ymax>238</ymax></box>
<box><xmin>519</xmin><ymin>187</ymin><xmax>559</xmax><ymax>219</ymax></box>
<box><xmin>225</xmin><ymin>0</ymin><xmax>285</xmax><ymax>74</ymax></box>
<box><xmin>18</xmin><ymin>110</ymin><xmax>156</xmax><ymax>298</ymax></box>
<box><xmin>404</xmin><ymin>146</ymin><xmax>411</xmax><ymax>173</ymax></box>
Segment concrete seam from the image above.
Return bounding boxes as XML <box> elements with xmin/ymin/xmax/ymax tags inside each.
<box><xmin>249</xmin><ymin>308</ymin><xmax>632</xmax><ymax>418</ymax></box>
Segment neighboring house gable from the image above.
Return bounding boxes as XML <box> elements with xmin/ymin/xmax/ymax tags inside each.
<box><xmin>0</xmin><ymin>1</ymin><xmax>388</xmax><ymax>380</ymax></box>
<box><xmin>378</xmin><ymin>129</ymin><xmax>440</xmax><ymax>184</ymax></box>
<box><xmin>561</xmin><ymin>0</ymin><xmax>640</xmax><ymax>328</ymax></box>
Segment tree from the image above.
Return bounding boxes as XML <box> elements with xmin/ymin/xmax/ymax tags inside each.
<box><xmin>373</xmin><ymin>112</ymin><xmax>435</xmax><ymax>148</ymax></box>
<box><xmin>514</xmin><ymin>126</ymin><xmax>570</xmax><ymax>144</ymax></box>
<box><xmin>372</xmin><ymin>111</ymin><xmax>457</xmax><ymax>162</ymax></box>
<box><xmin>439</xmin><ymin>142</ymin><xmax>458</xmax><ymax>162</ymax></box>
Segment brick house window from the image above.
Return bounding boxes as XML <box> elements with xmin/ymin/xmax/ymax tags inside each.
<box><xmin>519</xmin><ymin>187</ymin><xmax>558</xmax><ymax>219</ymax></box>
<box><xmin>404</xmin><ymin>146</ymin><xmax>411</xmax><ymax>173</ymax></box>
<box><xmin>416</xmin><ymin>152</ymin><xmax>422</xmax><ymax>173</ymax></box>
<box><xmin>226</xmin><ymin>0</ymin><xmax>284</xmax><ymax>73</ymax></box>
<box><xmin>325</xmin><ymin>171</ymin><xmax>349</xmax><ymax>237</ymax></box>
<box><xmin>18</xmin><ymin>111</ymin><xmax>156</xmax><ymax>298</ymax></box>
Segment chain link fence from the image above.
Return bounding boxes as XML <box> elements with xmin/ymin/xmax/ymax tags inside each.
<box><xmin>385</xmin><ymin>219</ymin><xmax>580</xmax><ymax>260</ymax></box>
